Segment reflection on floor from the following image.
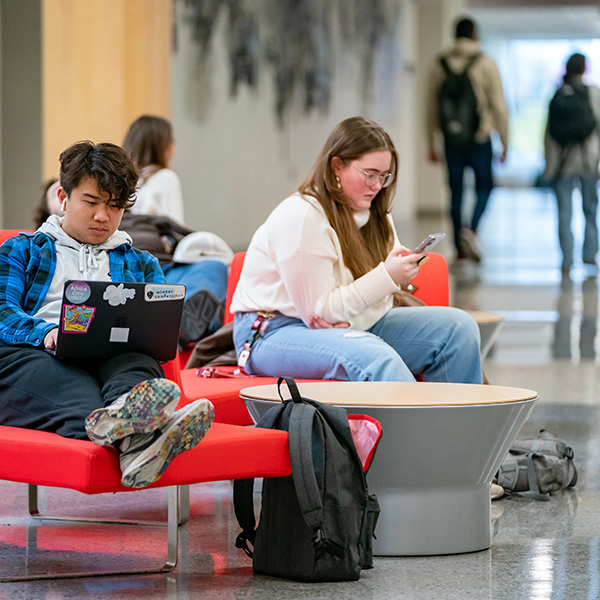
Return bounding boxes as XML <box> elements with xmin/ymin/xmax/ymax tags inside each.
<box><xmin>2</xmin><ymin>187</ymin><xmax>600</xmax><ymax>598</ymax></box>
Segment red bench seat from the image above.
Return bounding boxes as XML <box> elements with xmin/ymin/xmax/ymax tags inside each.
<box><xmin>0</xmin><ymin>422</ymin><xmax>290</xmax><ymax>581</ymax></box>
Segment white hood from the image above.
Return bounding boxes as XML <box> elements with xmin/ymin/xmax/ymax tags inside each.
<box><xmin>38</xmin><ymin>214</ymin><xmax>132</xmax><ymax>275</ymax></box>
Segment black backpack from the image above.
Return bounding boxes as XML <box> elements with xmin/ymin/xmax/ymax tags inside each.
<box><xmin>548</xmin><ymin>83</ymin><xmax>596</xmax><ymax>146</ymax></box>
<box><xmin>233</xmin><ymin>377</ymin><xmax>380</xmax><ymax>582</ymax></box>
<box><xmin>438</xmin><ymin>53</ymin><xmax>481</xmax><ymax>149</ymax></box>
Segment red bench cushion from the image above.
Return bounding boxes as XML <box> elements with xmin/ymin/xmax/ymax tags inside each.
<box><xmin>0</xmin><ymin>423</ymin><xmax>290</xmax><ymax>494</ymax></box>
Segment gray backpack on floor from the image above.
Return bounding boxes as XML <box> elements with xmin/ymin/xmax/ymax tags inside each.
<box><xmin>233</xmin><ymin>377</ymin><xmax>380</xmax><ymax>582</ymax></box>
<box><xmin>495</xmin><ymin>429</ymin><xmax>578</xmax><ymax>501</ymax></box>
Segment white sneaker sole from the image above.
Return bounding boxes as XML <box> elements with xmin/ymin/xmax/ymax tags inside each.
<box><xmin>120</xmin><ymin>399</ymin><xmax>215</xmax><ymax>489</ymax></box>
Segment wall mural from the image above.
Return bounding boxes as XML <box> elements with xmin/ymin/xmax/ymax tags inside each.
<box><xmin>175</xmin><ymin>0</ymin><xmax>402</xmax><ymax>126</ymax></box>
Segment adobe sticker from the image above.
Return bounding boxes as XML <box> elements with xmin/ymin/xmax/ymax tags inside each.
<box><xmin>65</xmin><ymin>281</ymin><xmax>91</xmax><ymax>305</ymax></box>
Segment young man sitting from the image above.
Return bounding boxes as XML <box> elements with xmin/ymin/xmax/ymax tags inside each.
<box><xmin>0</xmin><ymin>141</ymin><xmax>214</xmax><ymax>488</ymax></box>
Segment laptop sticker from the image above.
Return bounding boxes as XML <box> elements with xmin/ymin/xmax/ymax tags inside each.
<box><xmin>103</xmin><ymin>283</ymin><xmax>136</xmax><ymax>306</ymax></box>
<box><xmin>65</xmin><ymin>281</ymin><xmax>91</xmax><ymax>304</ymax></box>
<box><xmin>144</xmin><ymin>284</ymin><xmax>186</xmax><ymax>302</ymax></box>
<box><xmin>62</xmin><ymin>304</ymin><xmax>96</xmax><ymax>333</ymax></box>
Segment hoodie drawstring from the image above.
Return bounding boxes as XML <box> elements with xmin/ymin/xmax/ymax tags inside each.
<box><xmin>79</xmin><ymin>245</ymin><xmax>99</xmax><ymax>274</ymax></box>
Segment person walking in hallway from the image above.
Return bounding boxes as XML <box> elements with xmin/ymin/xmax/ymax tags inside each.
<box><xmin>426</xmin><ymin>16</ymin><xmax>509</xmax><ymax>263</ymax></box>
<box><xmin>543</xmin><ymin>52</ymin><xmax>600</xmax><ymax>276</ymax></box>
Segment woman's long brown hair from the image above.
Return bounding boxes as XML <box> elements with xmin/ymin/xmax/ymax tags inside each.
<box><xmin>122</xmin><ymin>115</ymin><xmax>173</xmax><ymax>185</ymax></box>
<box><xmin>296</xmin><ymin>116</ymin><xmax>399</xmax><ymax>279</ymax></box>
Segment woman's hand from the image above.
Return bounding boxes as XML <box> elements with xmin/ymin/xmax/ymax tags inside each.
<box><xmin>309</xmin><ymin>315</ymin><xmax>351</xmax><ymax>329</ymax></box>
<box><xmin>44</xmin><ymin>328</ymin><xmax>58</xmax><ymax>350</ymax></box>
<box><xmin>384</xmin><ymin>246</ymin><xmax>424</xmax><ymax>287</ymax></box>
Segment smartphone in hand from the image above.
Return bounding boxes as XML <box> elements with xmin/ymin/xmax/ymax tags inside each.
<box><xmin>413</xmin><ymin>232</ymin><xmax>445</xmax><ymax>265</ymax></box>
<box><xmin>414</xmin><ymin>232</ymin><xmax>446</xmax><ymax>253</ymax></box>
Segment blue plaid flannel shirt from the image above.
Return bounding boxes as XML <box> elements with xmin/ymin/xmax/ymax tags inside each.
<box><xmin>0</xmin><ymin>231</ymin><xmax>165</xmax><ymax>347</ymax></box>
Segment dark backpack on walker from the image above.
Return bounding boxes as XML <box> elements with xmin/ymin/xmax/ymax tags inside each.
<box><xmin>233</xmin><ymin>377</ymin><xmax>381</xmax><ymax>582</ymax></box>
<box><xmin>548</xmin><ymin>83</ymin><xmax>596</xmax><ymax>147</ymax></box>
<box><xmin>438</xmin><ymin>53</ymin><xmax>481</xmax><ymax>149</ymax></box>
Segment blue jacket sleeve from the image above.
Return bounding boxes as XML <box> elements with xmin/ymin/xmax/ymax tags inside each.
<box><xmin>0</xmin><ymin>237</ymin><xmax>56</xmax><ymax>346</ymax></box>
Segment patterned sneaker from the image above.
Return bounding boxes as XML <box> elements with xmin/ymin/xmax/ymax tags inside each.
<box><xmin>85</xmin><ymin>378</ymin><xmax>180</xmax><ymax>447</ymax></box>
<box><xmin>119</xmin><ymin>399</ymin><xmax>215</xmax><ymax>489</ymax></box>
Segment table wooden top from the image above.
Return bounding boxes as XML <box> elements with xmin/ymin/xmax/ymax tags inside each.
<box><xmin>466</xmin><ymin>310</ymin><xmax>505</xmax><ymax>324</ymax></box>
<box><xmin>240</xmin><ymin>381</ymin><xmax>537</xmax><ymax>407</ymax></box>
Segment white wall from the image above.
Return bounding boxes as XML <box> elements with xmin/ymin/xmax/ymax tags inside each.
<box><xmin>171</xmin><ymin>1</ymin><xmax>422</xmax><ymax>251</ymax></box>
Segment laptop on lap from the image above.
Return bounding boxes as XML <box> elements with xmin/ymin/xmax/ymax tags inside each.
<box><xmin>55</xmin><ymin>280</ymin><xmax>185</xmax><ymax>362</ymax></box>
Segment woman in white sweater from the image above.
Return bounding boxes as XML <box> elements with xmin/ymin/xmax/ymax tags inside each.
<box><xmin>230</xmin><ymin>117</ymin><xmax>481</xmax><ymax>382</ymax></box>
<box><xmin>123</xmin><ymin>115</ymin><xmax>185</xmax><ymax>223</ymax></box>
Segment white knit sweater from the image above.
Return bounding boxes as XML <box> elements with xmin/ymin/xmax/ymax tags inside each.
<box><xmin>230</xmin><ymin>193</ymin><xmax>401</xmax><ymax>331</ymax></box>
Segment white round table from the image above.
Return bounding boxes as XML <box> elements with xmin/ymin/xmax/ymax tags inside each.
<box><xmin>241</xmin><ymin>381</ymin><xmax>537</xmax><ymax>556</ymax></box>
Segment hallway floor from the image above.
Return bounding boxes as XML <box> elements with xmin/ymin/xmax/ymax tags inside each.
<box><xmin>1</xmin><ymin>187</ymin><xmax>600</xmax><ymax>599</ymax></box>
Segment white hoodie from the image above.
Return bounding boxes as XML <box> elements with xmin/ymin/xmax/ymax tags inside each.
<box><xmin>33</xmin><ymin>214</ymin><xmax>132</xmax><ymax>326</ymax></box>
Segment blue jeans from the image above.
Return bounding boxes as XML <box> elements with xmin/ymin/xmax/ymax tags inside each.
<box><xmin>163</xmin><ymin>260</ymin><xmax>228</xmax><ymax>302</ymax></box>
<box><xmin>233</xmin><ymin>307</ymin><xmax>482</xmax><ymax>383</ymax></box>
<box><xmin>445</xmin><ymin>141</ymin><xmax>494</xmax><ymax>252</ymax></box>
<box><xmin>553</xmin><ymin>174</ymin><xmax>599</xmax><ymax>267</ymax></box>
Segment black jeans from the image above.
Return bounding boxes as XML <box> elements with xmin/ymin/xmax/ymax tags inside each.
<box><xmin>444</xmin><ymin>140</ymin><xmax>494</xmax><ymax>252</ymax></box>
<box><xmin>0</xmin><ymin>346</ymin><xmax>164</xmax><ymax>440</ymax></box>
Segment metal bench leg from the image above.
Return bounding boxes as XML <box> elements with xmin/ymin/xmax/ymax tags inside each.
<box><xmin>179</xmin><ymin>484</ymin><xmax>190</xmax><ymax>525</ymax></box>
<box><xmin>0</xmin><ymin>485</ymin><xmax>182</xmax><ymax>581</ymax></box>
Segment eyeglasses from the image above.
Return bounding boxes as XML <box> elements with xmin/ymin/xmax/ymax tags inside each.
<box><xmin>351</xmin><ymin>165</ymin><xmax>394</xmax><ymax>188</ymax></box>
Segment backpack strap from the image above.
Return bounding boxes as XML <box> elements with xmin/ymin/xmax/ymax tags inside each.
<box><xmin>233</xmin><ymin>478</ymin><xmax>257</xmax><ymax>557</ymax></box>
<box><xmin>439</xmin><ymin>52</ymin><xmax>481</xmax><ymax>76</ymax></box>
<box><xmin>439</xmin><ymin>56</ymin><xmax>451</xmax><ymax>75</ymax></box>
<box><xmin>525</xmin><ymin>452</ymin><xmax>551</xmax><ymax>502</ymax></box>
<box><xmin>288</xmin><ymin>400</ymin><xmax>346</xmax><ymax>559</ymax></box>
<box><xmin>279</xmin><ymin>377</ymin><xmax>349</xmax><ymax>559</ymax></box>
<box><xmin>288</xmin><ymin>401</ymin><xmax>323</xmax><ymax>529</ymax></box>
<box><xmin>278</xmin><ymin>377</ymin><xmax>366</xmax><ymax>476</ymax></box>
<box><xmin>464</xmin><ymin>52</ymin><xmax>482</xmax><ymax>73</ymax></box>
<box><xmin>233</xmin><ymin>399</ymin><xmax>288</xmax><ymax>558</ymax></box>
<box><xmin>278</xmin><ymin>377</ymin><xmax>324</xmax><ymax>530</ymax></box>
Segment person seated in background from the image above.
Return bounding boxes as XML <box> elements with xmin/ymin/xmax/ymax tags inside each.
<box><xmin>33</xmin><ymin>178</ymin><xmax>62</xmax><ymax>228</ymax></box>
<box><xmin>1</xmin><ymin>140</ymin><xmax>214</xmax><ymax>488</ymax></box>
<box><xmin>231</xmin><ymin>116</ymin><xmax>482</xmax><ymax>383</ymax></box>
<box><xmin>121</xmin><ymin>114</ymin><xmax>231</xmax><ymax>347</ymax></box>
<box><xmin>122</xmin><ymin>114</ymin><xmax>184</xmax><ymax>223</ymax></box>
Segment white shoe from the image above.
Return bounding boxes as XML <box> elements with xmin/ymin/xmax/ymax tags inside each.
<box><xmin>460</xmin><ymin>228</ymin><xmax>482</xmax><ymax>262</ymax></box>
<box><xmin>119</xmin><ymin>399</ymin><xmax>215</xmax><ymax>488</ymax></box>
<box><xmin>491</xmin><ymin>483</ymin><xmax>504</xmax><ymax>500</ymax></box>
<box><xmin>85</xmin><ymin>379</ymin><xmax>180</xmax><ymax>447</ymax></box>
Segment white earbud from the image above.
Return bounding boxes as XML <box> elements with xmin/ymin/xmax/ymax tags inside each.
<box><xmin>61</xmin><ymin>199</ymin><xmax>67</xmax><ymax>211</ymax></box>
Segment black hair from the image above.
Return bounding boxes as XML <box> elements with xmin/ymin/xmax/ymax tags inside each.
<box><xmin>455</xmin><ymin>17</ymin><xmax>477</xmax><ymax>40</ymax></box>
<box><xmin>565</xmin><ymin>53</ymin><xmax>586</xmax><ymax>79</ymax></box>
<box><xmin>59</xmin><ymin>141</ymin><xmax>139</xmax><ymax>209</ymax></box>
